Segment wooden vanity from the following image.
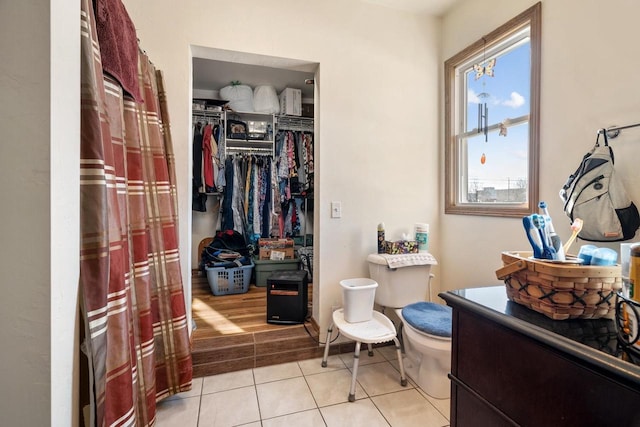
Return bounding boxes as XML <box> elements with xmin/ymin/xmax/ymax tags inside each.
<box><xmin>440</xmin><ymin>286</ymin><xmax>640</xmax><ymax>427</ymax></box>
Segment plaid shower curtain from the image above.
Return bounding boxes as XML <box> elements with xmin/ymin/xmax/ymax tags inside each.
<box><xmin>80</xmin><ymin>0</ymin><xmax>192</xmax><ymax>425</ymax></box>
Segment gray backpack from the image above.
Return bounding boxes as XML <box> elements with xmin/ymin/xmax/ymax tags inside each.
<box><xmin>559</xmin><ymin>131</ymin><xmax>640</xmax><ymax>242</ymax></box>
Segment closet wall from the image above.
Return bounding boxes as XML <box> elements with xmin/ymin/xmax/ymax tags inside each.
<box><xmin>191</xmin><ymin>58</ymin><xmax>316</xmax><ymax>268</ymax></box>
<box><xmin>122</xmin><ymin>0</ymin><xmax>441</xmax><ymax>341</ymax></box>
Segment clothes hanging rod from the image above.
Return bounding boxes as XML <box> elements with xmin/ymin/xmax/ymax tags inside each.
<box><xmin>598</xmin><ymin>122</ymin><xmax>640</xmax><ymax>139</ymax></box>
<box><xmin>225</xmin><ymin>146</ymin><xmax>273</xmax><ymax>155</ymax></box>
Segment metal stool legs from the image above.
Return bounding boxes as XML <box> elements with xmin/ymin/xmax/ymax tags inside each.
<box><xmin>348</xmin><ymin>342</ymin><xmax>362</xmax><ymax>401</ymax></box>
<box><xmin>321</xmin><ymin>322</ymin><xmax>333</xmax><ymax>368</ymax></box>
<box><xmin>348</xmin><ymin>343</ymin><xmax>378</xmax><ymax>401</ymax></box>
<box><xmin>321</xmin><ymin>317</ymin><xmax>408</xmax><ymax>402</ymax></box>
<box><xmin>394</xmin><ymin>336</ymin><xmax>408</xmax><ymax>387</ymax></box>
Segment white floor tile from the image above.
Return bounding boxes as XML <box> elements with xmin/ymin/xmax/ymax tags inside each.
<box><xmin>155</xmin><ymin>395</ymin><xmax>200</xmax><ymax>427</ymax></box>
<box><xmin>155</xmin><ymin>357</ymin><xmax>450</xmax><ymax>426</ymax></box>
<box><xmin>353</xmin><ymin>361</ymin><xmax>410</xmax><ymax>397</ymax></box>
<box><xmin>256</xmin><ymin>377</ymin><xmax>317</xmax><ymax>419</ymax></box>
<box><xmin>416</xmin><ymin>387</ymin><xmax>451</xmax><ymax>419</ymax></box>
<box><xmin>305</xmin><ymin>368</ymin><xmax>367</xmax><ymax>406</ymax></box>
<box><xmin>339</xmin><ymin>348</ymin><xmax>387</xmax><ymax>368</ymax></box>
<box><xmin>163</xmin><ymin>377</ymin><xmax>204</xmax><ymax>401</ymax></box>
<box><xmin>372</xmin><ymin>388</ymin><xmax>449</xmax><ymax>427</ymax></box>
<box><xmin>198</xmin><ymin>386</ymin><xmax>260</xmax><ymax>426</ymax></box>
<box><xmin>376</xmin><ymin>344</ymin><xmax>401</xmax><ymax>362</ymax></box>
<box><xmin>261</xmin><ymin>408</ymin><xmax>326</xmax><ymax>427</ymax></box>
<box><xmin>202</xmin><ymin>368</ymin><xmax>254</xmax><ymax>394</ymax></box>
<box><xmin>298</xmin><ymin>355</ymin><xmax>346</xmax><ymax>376</ymax></box>
<box><xmin>320</xmin><ymin>398</ymin><xmax>390</xmax><ymax>427</ymax></box>
<box><xmin>253</xmin><ymin>361</ymin><xmax>303</xmax><ymax>384</ymax></box>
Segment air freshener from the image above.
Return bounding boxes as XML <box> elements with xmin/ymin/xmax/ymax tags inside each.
<box><xmin>415</xmin><ymin>223</ymin><xmax>429</xmax><ymax>253</ymax></box>
<box><xmin>377</xmin><ymin>223</ymin><xmax>385</xmax><ymax>254</ymax></box>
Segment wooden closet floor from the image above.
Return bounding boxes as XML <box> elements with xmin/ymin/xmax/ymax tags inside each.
<box><xmin>190</xmin><ymin>270</ymin><xmax>332</xmax><ymax>378</ymax></box>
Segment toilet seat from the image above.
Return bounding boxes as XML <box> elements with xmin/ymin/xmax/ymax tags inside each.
<box><xmin>400</xmin><ymin>302</ymin><xmax>452</xmax><ymax>340</ymax></box>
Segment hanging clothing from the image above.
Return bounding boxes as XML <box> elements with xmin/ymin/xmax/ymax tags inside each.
<box><xmin>261</xmin><ymin>161</ymin><xmax>272</xmax><ymax>237</ymax></box>
<box><xmin>304</xmin><ymin>132</ymin><xmax>314</xmax><ymax>197</ymax></box>
<box><xmin>219</xmin><ymin>155</ymin><xmax>274</xmax><ymax>239</ymax></box>
<box><xmin>192</xmin><ymin>123</ymin><xmax>207</xmax><ymax>211</ymax></box>
<box><xmin>232</xmin><ymin>157</ymin><xmax>245</xmax><ymax>234</ymax></box>
<box><xmin>221</xmin><ymin>156</ymin><xmax>235</xmax><ymax>231</ymax></box>
<box><xmin>202</xmin><ymin>123</ymin><xmax>215</xmax><ymax>192</ymax></box>
<box><xmin>270</xmin><ymin>128</ymin><xmax>314</xmax><ymax>238</ymax></box>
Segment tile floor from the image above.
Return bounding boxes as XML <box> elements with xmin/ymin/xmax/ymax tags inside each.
<box><xmin>157</xmin><ymin>345</ymin><xmax>450</xmax><ymax>427</ymax></box>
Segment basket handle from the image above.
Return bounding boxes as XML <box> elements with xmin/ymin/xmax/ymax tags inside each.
<box><xmin>496</xmin><ymin>260</ymin><xmax>527</xmax><ymax>280</ymax></box>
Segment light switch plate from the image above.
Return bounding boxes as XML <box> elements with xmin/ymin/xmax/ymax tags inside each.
<box><xmin>331</xmin><ymin>201</ymin><xmax>342</xmax><ymax>218</ymax></box>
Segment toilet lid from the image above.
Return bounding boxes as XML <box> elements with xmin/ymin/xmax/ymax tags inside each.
<box><xmin>401</xmin><ymin>302</ymin><xmax>452</xmax><ymax>338</ymax></box>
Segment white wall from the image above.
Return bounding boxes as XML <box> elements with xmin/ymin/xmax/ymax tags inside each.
<box><xmin>122</xmin><ymin>0</ymin><xmax>442</xmax><ymax>336</ymax></box>
<box><xmin>0</xmin><ymin>1</ymin><xmax>79</xmax><ymax>426</ymax></box>
<box><xmin>4</xmin><ymin>0</ymin><xmax>640</xmax><ymax>424</ymax></box>
<box><xmin>440</xmin><ymin>0</ymin><xmax>640</xmax><ymax>292</ymax></box>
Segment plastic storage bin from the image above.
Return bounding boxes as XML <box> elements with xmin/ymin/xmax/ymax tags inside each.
<box><xmin>254</xmin><ymin>258</ymin><xmax>300</xmax><ymax>287</ymax></box>
<box><xmin>206</xmin><ymin>261</ymin><xmax>254</xmax><ymax>296</ymax></box>
<box><xmin>340</xmin><ymin>278</ymin><xmax>378</xmax><ymax>323</ymax></box>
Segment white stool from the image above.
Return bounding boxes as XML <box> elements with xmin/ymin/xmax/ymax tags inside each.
<box><xmin>321</xmin><ymin>308</ymin><xmax>407</xmax><ymax>402</ymax></box>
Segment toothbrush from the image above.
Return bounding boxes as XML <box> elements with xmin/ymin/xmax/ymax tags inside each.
<box><xmin>532</xmin><ymin>214</ymin><xmax>556</xmax><ymax>260</ymax></box>
<box><xmin>538</xmin><ymin>201</ymin><xmax>565</xmax><ymax>261</ymax></box>
<box><xmin>563</xmin><ymin>218</ymin><xmax>584</xmax><ymax>254</ymax></box>
<box><xmin>523</xmin><ymin>216</ymin><xmax>543</xmax><ymax>259</ymax></box>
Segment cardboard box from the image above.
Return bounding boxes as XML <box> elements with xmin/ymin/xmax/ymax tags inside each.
<box><xmin>258</xmin><ymin>238</ymin><xmax>294</xmax><ymax>249</ymax></box>
<box><xmin>259</xmin><ymin>247</ymin><xmax>295</xmax><ymax>260</ymax></box>
<box><xmin>279</xmin><ymin>88</ymin><xmax>302</xmax><ymax>116</ymax></box>
<box><xmin>384</xmin><ymin>240</ymin><xmax>419</xmax><ymax>254</ymax></box>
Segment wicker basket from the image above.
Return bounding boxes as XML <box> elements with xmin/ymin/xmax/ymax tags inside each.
<box><xmin>496</xmin><ymin>251</ymin><xmax>622</xmax><ymax>320</ymax></box>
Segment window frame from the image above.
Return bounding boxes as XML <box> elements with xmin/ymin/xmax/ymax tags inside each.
<box><xmin>444</xmin><ymin>2</ymin><xmax>541</xmax><ymax>217</ymax></box>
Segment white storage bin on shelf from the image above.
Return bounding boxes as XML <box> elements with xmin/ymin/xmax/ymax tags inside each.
<box><xmin>340</xmin><ymin>278</ymin><xmax>378</xmax><ymax>323</ymax></box>
<box><xmin>279</xmin><ymin>87</ymin><xmax>302</xmax><ymax>116</ymax></box>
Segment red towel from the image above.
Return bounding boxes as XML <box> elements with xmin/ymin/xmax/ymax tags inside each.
<box><xmin>95</xmin><ymin>0</ymin><xmax>143</xmax><ymax>102</ymax></box>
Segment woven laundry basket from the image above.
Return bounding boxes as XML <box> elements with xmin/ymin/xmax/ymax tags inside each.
<box><xmin>496</xmin><ymin>251</ymin><xmax>622</xmax><ymax>320</ymax></box>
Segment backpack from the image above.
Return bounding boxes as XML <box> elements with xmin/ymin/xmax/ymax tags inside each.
<box><xmin>200</xmin><ymin>230</ymin><xmax>252</xmax><ymax>269</ymax></box>
<box><xmin>559</xmin><ymin>130</ymin><xmax>640</xmax><ymax>242</ymax></box>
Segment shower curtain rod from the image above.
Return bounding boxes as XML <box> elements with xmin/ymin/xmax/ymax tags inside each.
<box><xmin>598</xmin><ymin>122</ymin><xmax>640</xmax><ymax>139</ymax></box>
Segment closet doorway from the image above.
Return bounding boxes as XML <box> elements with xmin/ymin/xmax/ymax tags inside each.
<box><xmin>190</xmin><ymin>47</ymin><xmax>319</xmax><ymax>370</ymax></box>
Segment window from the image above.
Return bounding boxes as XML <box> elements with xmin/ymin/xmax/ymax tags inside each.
<box><xmin>444</xmin><ymin>3</ymin><xmax>541</xmax><ymax>217</ymax></box>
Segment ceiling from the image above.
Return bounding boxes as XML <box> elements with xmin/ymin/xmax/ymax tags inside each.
<box><xmin>360</xmin><ymin>0</ymin><xmax>461</xmax><ymax>16</ymax></box>
<box><xmin>191</xmin><ymin>1</ymin><xmax>461</xmax><ymax>102</ymax></box>
<box><xmin>192</xmin><ymin>57</ymin><xmax>316</xmax><ymax>100</ymax></box>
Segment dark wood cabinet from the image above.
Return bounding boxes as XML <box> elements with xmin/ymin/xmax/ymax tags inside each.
<box><xmin>441</xmin><ymin>287</ymin><xmax>640</xmax><ymax>427</ymax></box>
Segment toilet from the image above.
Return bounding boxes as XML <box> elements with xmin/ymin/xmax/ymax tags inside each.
<box><xmin>367</xmin><ymin>253</ymin><xmax>452</xmax><ymax>399</ymax></box>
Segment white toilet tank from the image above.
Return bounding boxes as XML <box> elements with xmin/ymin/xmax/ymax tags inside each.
<box><xmin>367</xmin><ymin>253</ymin><xmax>435</xmax><ymax>308</ymax></box>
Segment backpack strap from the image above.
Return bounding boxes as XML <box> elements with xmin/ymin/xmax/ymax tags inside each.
<box><xmin>596</xmin><ymin>129</ymin><xmax>615</xmax><ymax>163</ymax></box>
<box><xmin>596</xmin><ymin>129</ymin><xmax>609</xmax><ymax>147</ymax></box>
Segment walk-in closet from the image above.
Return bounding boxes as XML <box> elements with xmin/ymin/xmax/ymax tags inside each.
<box><xmin>190</xmin><ymin>51</ymin><xmax>319</xmax><ymax>375</ymax></box>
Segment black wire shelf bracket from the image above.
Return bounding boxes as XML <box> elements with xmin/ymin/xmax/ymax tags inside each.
<box><xmin>598</xmin><ymin>123</ymin><xmax>640</xmax><ymax>139</ymax></box>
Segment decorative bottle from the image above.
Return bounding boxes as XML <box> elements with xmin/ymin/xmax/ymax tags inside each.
<box><xmin>377</xmin><ymin>223</ymin><xmax>385</xmax><ymax>254</ymax></box>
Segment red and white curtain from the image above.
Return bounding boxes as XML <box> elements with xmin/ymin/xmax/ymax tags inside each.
<box><xmin>80</xmin><ymin>0</ymin><xmax>192</xmax><ymax>425</ymax></box>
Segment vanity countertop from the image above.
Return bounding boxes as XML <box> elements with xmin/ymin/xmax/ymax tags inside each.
<box><xmin>440</xmin><ymin>285</ymin><xmax>640</xmax><ymax>388</ymax></box>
